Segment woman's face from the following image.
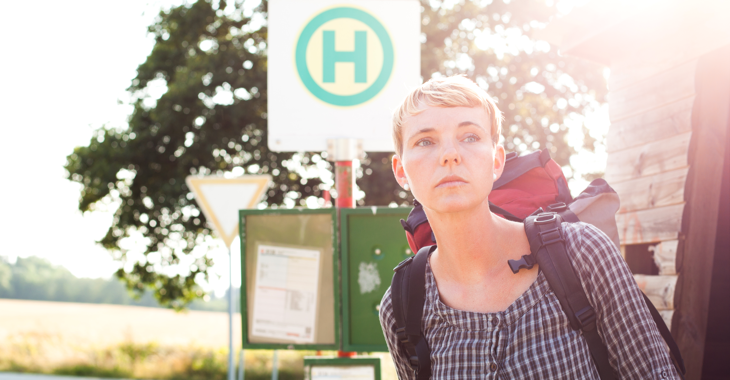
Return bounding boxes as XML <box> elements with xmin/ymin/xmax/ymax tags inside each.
<box><xmin>392</xmin><ymin>106</ymin><xmax>505</xmax><ymax>214</ymax></box>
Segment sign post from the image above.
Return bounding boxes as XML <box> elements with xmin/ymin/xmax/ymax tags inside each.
<box><xmin>328</xmin><ymin>139</ymin><xmax>360</xmax><ymax>357</ymax></box>
<box><xmin>186</xmin><ymin>175</ymin><xmax>272</xmax><ymax>380</ymax></box>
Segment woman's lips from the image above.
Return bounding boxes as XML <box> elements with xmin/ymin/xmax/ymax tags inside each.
<box><xmin>436</xmin><ymin>175</ymin><xmax>467</xmax><ymax>188</ymax></box>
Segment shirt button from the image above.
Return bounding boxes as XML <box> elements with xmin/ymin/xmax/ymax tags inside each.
<box><xmin>491</xmin><ymin>317</ymin><xmax>499</xmax><ymax>327</ymax></box>
<box><xmin>490</xmin><ymin>363</ymin><xmax>498</xmax><ymax>372</ymax></box>
<box><xmin>661</xmin><ymin>370</ymin><xmax>668</xmax><ymax>378</ymax></box>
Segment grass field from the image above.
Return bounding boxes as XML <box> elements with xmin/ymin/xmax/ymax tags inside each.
<box><xmin>0</xmin><ymin>299</ymin><xmax>397</xmax><ymax>379</ymax></box>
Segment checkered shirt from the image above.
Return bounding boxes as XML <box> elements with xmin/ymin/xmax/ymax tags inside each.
<box><xmin>379</xmin><ymin>222</ymin><xmax>679</xmax><ymax>379</ymax></box>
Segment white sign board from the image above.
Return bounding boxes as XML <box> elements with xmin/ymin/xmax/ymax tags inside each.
<box><xmin>251</xmin><ymin>244</ymin><xmax>321</xmax><ymax>343</ymax></box>
<box><xmin>311</xmin><ymin>366</ymin><xmax>375</xmax><ymax>380</ymax></box>
<box><xmin>268</xmin><ymin>0</ymin><xmax>421</xmax><ymax>152</ymax></box>
<box><xmin>185</xmin><ymin>175</ymin><xmax>271</xmax><ymax>247</ymax></box>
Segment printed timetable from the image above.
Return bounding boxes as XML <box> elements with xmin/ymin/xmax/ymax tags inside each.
<box><xmin>251</xmin><ymin>244</ymin><xmax>321</xmax><ymax>343</ymax></box>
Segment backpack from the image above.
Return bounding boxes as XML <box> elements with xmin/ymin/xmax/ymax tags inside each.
<box><xmin>391</xmin><ymin>150</ymin><xmax>686</xmax><ymax>380</ymax></box>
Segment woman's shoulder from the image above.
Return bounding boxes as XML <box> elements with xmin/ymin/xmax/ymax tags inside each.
<box><xmin>560</xmin><ymin>221</ymin><xmax>632</xmax><ymax>294</ymax></box>
<box><xmin>561</xmin><ymin>221</ymin><xmax>620</xmax><ymax>261</ymax></box>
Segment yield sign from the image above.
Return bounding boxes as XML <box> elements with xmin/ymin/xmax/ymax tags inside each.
<box><xmin>186</xmin><ymin>175</ymin><xmax>272</xmax><ymax>247</ymax></box>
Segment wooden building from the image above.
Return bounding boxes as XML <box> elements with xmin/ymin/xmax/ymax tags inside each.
<box><xmin>542</xmin><ymin>0</ymin><xmax>730</xmax><ymax>378</ymax></box>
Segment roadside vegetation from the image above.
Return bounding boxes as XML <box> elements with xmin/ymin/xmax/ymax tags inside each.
<box><xmin>0</xmin><ymin>337</ymin><xmax>308</xmax><ymax>380</ymax></box>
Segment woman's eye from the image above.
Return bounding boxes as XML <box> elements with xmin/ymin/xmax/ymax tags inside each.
<box><xmin>464</xmin><ymin>135</ymin><xmax>479</xmax><ymax>142</ymax></box>
<box><xmin>416</xmin><ymin>139</ymin><xmax>432</xmax><ymax>147</ymax></box>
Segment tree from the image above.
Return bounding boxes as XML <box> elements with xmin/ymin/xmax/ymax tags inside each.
<box><xmin>65</xmin><ymin>0</ymin><xmax>606</xmax><ymax>308</ymax></box>
<box><xmin>359</xmin><ymin>0</ymin><xmax>607</xmax><ymax>202</ymax></box>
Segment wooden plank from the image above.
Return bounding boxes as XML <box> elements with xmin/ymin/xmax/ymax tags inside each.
<box><xmin>612</xmin><ymin>168</ymin><xmax>688</xmax><ymax>213</ymax></box>
<box><xmin>634</xmin><ymin>274</ymin><xmax>677</xmax><ymax>310</ymax></box>
<box><xmin>606</xmin><ymin>97</ymin><xmax>694</xmax><ymax>153</ymax></box>
<box><xmin>659</xmin><ymin>310</ymin><xmax>674</xmax><ymax>332</ymax></box>
<box><xmin>609</xmin><ymin>60</ymin><xmax>696</xmax><ymax>123</ymax></box>
<box><xmin>605</xmin><ymin>132</ymin><xmax>691</xmax><ymax>184</ymax></box>
<box><xmin>673</xmin><ymin>44</ymin><xmax>730</xmax><ymax>380</ymax></box>
<box><xmin>610</xmin><ymin>9</ymin><xmax>730</xmax><ymax>91</ymax></box>
<box><xmin>616</xmin><ymin>203</ymin><xmax>683</xmax><ymax>245</ymax></box>
<box><xmin>650</xmin><ymin>240</ymin><xmax>678</xmax><ymax>276</ymax></box>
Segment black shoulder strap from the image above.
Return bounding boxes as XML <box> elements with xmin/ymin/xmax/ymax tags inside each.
<box><xmin>391</xmin><ymin>245</ymin><xmax>434</xmax><ymax>380</ymax></box>
<box><xmin>524</xmin><ymin>213</ymin><xmax>617</xmax><ymax>380</ymax></box>
<box><xmin>641</xmin><ymin>293</ymin><xmax>686</xmax><ymax>377</ymax></box>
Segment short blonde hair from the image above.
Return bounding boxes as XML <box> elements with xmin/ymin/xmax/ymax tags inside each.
<box><xmin>392</xmin><ymin>75</ymin><xmax>503</xmax><ymax>156</ymax></box>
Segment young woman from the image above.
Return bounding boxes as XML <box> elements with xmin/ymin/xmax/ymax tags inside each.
<box><xmin>379</xmin><ymin>76</ymin><xmax>679</xmax><ymax>379</ymax></box>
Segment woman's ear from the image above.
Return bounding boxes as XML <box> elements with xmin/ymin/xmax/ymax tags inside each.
<box><xmin>493</xmin><ymin>144</ymin><xmax>506</xmax><ymax>181</ymax></box>
<box><xmin>392</xmin><ymin>154</ymin><xmax>409</xmax><ymax>189</ymax></box>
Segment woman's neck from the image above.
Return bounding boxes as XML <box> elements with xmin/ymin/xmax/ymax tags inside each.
<box><xmin>426</xmin><ymin>201</ymin><xmax>528</xmax><ymax>285</ymax></box>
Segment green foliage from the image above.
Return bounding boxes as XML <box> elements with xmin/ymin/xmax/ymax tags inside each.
<box><xmin>0</xmin><ymin>256</ymin><xmax>235</xmax><ymax>311</ymax></box>
<box><xmin>0</xmin><ymin>256</ymin><xmax>155</xmax><ymax>306</ymax></box>
<box><xmin>65</xmin><ymin>0</ymin><xmax>606</xmax><ymax>307</ymax></box>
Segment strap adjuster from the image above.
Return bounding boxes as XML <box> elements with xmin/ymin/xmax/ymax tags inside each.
<box><xmin>409</xmin><ymin>356</ymin><xmax>420</xmax><ymax>367</ymax></box>
<box><xmin>575</xmin><ymin>306</ymin><xmax>597</xmax><ymax>330</ymax></box>
<box><xmin>547</xmin><ymin>202</ymin><xmax>568</xmax><ymax>212</ymax></box>
<box><xmin>535</xmin><ymin>212</ymin><xmax>558</xmax><ymax>225</ymax></box>
<box><xmin>393</xmin><ymin>256</ymin><xmax>414</xmax><ymax>272</ymax></box>
<box><xmin>395</xmin><ymin>327</ymin><xmax>408</xmax><ymax>344</ymax></box>
<box><xmin>539</xmin><ymin>226</ymin><xmax>564</xmax><ymax>246</ymax></box>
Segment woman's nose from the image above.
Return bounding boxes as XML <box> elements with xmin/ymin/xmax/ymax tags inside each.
<box><xmin>440</xmin><ymin>145</ymin><xmax>461</xmax><ymax>166</ymax></box>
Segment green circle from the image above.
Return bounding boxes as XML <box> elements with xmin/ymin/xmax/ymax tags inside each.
<box><xmin>295</xmin><ymin>7</ymin><xmax>394</xmax><ymax>107</ymax></box>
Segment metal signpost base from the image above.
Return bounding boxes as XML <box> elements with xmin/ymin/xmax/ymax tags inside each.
<box><xmin>229</xmin><ymin>246</ymin><xmax>235</xmax><ymax>380</ymax></box>
<box><xmin>238</xmin><ymin>349</ymin><xmax>245</xmax><ymax>380</ymax></box>
<box><xmin>272</xmin><ymin>350</ymin><xmax>279</xmax><ymax>380</ymax></box>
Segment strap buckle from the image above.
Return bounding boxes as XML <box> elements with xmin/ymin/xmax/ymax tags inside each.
<box><xmin>508</xmin><ymin>254</ymin><xmax>537</xmax><ymax>274</ymax></box>
<box><xmin>575</xmin><ymin>306</ymin><xmax>597</xmax><ymax>330</ymax></box>
<box><xmin>396</xmin><ymin>327</ymin><xmax>420</xmax><ymax>369</ymax></box>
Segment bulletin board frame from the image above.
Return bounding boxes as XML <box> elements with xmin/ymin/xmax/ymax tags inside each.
<box><xmin>239</xmin><ymin>208</ymin><xmax>340</xmax><ymax>350</ymax></box>
<box><xmin>303</xmin><ymin>356</ymin><xmax>381</xmax><ymax>380</ymax></box>
<box><xmin>340</xmin><ymin>207</ymin><xmax>413</xmax><ymax>352</ymax></box>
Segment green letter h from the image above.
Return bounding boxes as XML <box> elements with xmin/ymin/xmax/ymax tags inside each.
<box><xmin>323</xmin><ymin>30</ymin><xmax>367</xmax><ymax>83</ymax></box>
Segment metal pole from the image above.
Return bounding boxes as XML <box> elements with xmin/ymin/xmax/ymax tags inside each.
<box><xmin>328</xmin><ymin>138</ymin><xmax>360</xmax><ymax>358</ymax></box>
<box><xmin>328</xmin><ymin>138</ymin><xmax>361</xmax><ymax>210</ymax></box>
<box><xmin>228</xmin><ymin>246</ymin><xmax>235</xmax><ymax>380</ymax></box>
<box><xmin>335</xmin><ymin>160</ymin><xmax>355</xmax><ymax>208</ymax></box>
<box><xmin>238</xmin><ymin>348</ymin><xmax>245</xmax><ymax>380</ymax></box>
<box><xmin>271</xmin><ymin>350</ymin><xmax>279</xmax><ymax>380</ymax></box>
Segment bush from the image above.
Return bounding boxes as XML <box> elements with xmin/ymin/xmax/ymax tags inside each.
<box><xmin>53</xmin><ymin>364</ymin><xmax>131</xmax><ymax>378</ymax></box>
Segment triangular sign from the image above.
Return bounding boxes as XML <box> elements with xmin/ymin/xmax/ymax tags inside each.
<box><xmin>186</xmin><ymin>175</ymin><xmax>272</xmax><ymax>247</ymax></box>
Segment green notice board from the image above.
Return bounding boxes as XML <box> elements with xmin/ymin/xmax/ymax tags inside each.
<box><xmin>239</xmin><ymin>208</ymin><xmax>339</xmax><ymax>350</ymax></box>
<box><xmin>340</xmin><ymin>207</ymin><xmax>413</xmax><ymax>352</ymax></box>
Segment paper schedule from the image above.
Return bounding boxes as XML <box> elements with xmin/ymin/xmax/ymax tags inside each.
<box><xmin>251</xmin><ymin>244</ymin><xmax>321</xmax><ymax>343</ymax></box>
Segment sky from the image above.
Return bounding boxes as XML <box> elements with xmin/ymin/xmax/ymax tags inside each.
<box><xmin>0</xmin><ymin>0</ymin><xmax>608</xmax><ymax>296</ymax></box>
<box><xmin>0</xmin><ymin>0</ymin><xmax>191</xmax><ymax>281</ymax></box>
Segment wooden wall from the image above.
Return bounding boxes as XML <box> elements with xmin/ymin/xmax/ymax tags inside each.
<box><xmin>602</xmin><ymin>8</ymin><xmax>730</xmax><ymax>378</ymax></box>
<box><xmin>674</xmin><ymin>46</ymin><xmax>730</xmax><ymax>380</ymax></box>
